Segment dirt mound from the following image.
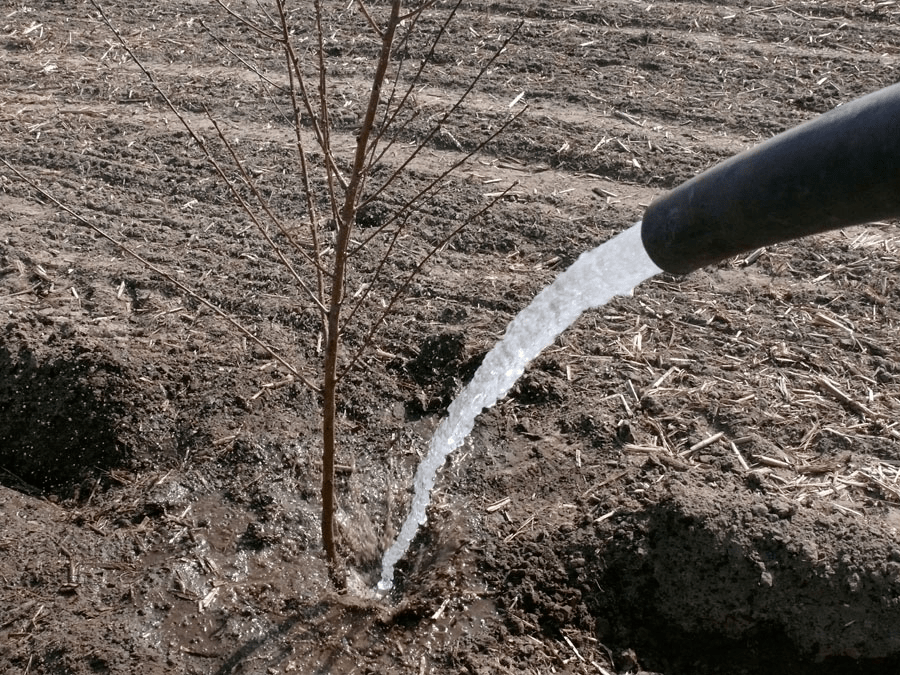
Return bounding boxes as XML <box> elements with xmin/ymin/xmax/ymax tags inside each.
<box><xmin>491</xmin><ymin>475</ymin><xmax>900</xmax><ymax>673</ymax></box>
<box><xmin>0</xmin><ymin>315</ymin><xmax>153</xmax><ymax>487</ymax></box>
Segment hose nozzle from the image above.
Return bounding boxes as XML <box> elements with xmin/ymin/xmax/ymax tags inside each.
<box><xmin>641</xmin><ymin>83</ymin><xmax>900</xmax><ymax>275</ymax></box>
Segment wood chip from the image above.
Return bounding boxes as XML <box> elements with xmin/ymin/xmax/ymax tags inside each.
<box><xmin>613</xmin><ymin>110</ymin><xmax>643</xmax><ymax>126</ymax></box>
<box><xmin>753</xmin><ymin>454</ymin><xmax>792</xmax><ymax>469</ymax></box>
<box><xmin>731</xmin><ymin>442</ymin><xmax>750</xmax><ymax>471</ymax></box>
<box><xmin>681</xmin><ymin>432</ymin><xmax>725</xmax><ymax>456</ymax></box>
<box><xmin>485</xmin><ymin>497</ymin><xmax>511</xmax><ymax>513</ymax></box>
<box><xmin>816</xmin><ymin>375</ymin><xmax>878</xmax><ymax>419</ymax></box>
<box><xmin>648</xmin><ymin>366</ymin><xmax>678</xmax><ymax>390</ymax></box>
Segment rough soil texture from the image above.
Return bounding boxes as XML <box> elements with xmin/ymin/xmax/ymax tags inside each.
<box><xmin>2</xmin><ymin>1</ymin><xmax>900</xmax><ymax>673</ymax></box>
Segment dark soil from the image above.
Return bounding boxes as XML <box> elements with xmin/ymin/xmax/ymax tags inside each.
<box><xmin>2</xmin><ymin>1</ymin><xmax>900</xmax><ymax>673</ymax></box>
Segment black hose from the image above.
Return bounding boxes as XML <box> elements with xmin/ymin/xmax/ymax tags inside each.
<box><xmin>641</xmin><ymin>82</ymin><xmax>900</xmax><ymax>275</ymax></box>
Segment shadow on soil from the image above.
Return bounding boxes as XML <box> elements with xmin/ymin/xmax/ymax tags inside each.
<box><xmin>492</xmin><ymin>480</ymin><xmax>900</xmax><ymax>675</ymax></box>
<box><xmin>0</xmin><ymin>332</ymin><xmax>135</xmax><ymax>488</ymax></box>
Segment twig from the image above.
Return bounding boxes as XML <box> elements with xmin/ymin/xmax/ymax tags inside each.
<box><xmin>276</xmin><ymin>0</ymin><xmax>349</xmax><ymax>191</ymax></box>
<box><xmin>198</xmin><ymin>19</ymin><xmax>287</xmax><ymax>93</ymax></box>
<box><xmin>339</xmin><ymin>182</ymin><xmax>518</xmax><ymax>380</ymax></box>
<box><xmin>2</xmin><ymin>158</ymin><xmax>318</xmax><ymax>394</ymax></box>
<box><xmin>350</xmin><ymin>105</ymin><xmax>528</xmax><ymax>257</ymax></box>
<box><xmin>362</xmin><ymin>19</ymin><xmax>524</xmax><ymax>209</ymax></box>
<box><xmin>680</xmin><ymin>431</ymin><xmax>725</xmax><ymax>456</ymax></box>
<box><xmin>212</xmin><ymin>0</ymin><xmax>281</xmax><ymax>40</ymax></box>
<box><xmin>503</xmin><ymin>514</ymin><xmax>536</xmax><ymax>543</ymax></box>
<box><xmin>365</xmin><ymin>0</ymin><xmax>467</xmax><ymax>174</ymax></box>
<box><xmin>731</xmin><ymin>441</ymin><xmax>751</xmax><ymax>471</ymax></box>
<box><xmin>92</xmin><ymin>0</ymin><xmax>331</xmax><ymax>306</ymax></box>
<box><xmin>203</xmin><ymin>108</ymin><xmax>329</xmax><ymax>315</ymax></box>
<box><xmin>816</xmin><ymin>375</ymin><xmax>877</xmax><ymax>419</ymax></box>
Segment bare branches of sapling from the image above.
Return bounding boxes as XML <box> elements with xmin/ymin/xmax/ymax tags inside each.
<box><xmin>80</xmin><ymin>0</ymin><xmax>522</xmax><ymax>586</ymax></box>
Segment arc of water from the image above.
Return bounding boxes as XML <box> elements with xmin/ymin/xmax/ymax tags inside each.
<box><xmin>377</xmin><ymin>221</ymin><xmax>662</xmax><ymax>592</ymax></box>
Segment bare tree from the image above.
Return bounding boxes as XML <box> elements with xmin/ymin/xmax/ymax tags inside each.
<box><xmin>48</xmin><ymin>0</ymin><xmax>524</xmax><ymax>585</ymax></box>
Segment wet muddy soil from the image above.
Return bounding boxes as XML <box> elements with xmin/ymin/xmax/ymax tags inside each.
<box><xmin>2</xmin><ymin>0</ymin><xmax>900</xmax><ymax>673</ymax></box>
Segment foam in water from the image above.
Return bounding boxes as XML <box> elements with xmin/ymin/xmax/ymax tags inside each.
<box><xmin>377</xmin><ymin>221</ymin><xmax>661</xmax><ymax>592</ymax></box>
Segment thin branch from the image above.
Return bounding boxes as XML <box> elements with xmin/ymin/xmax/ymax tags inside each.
<box><xmin>276</xmin><ymin>0</ymin><xmax>349</xmax><ymax>192</ymax></box>
<box><xmin>376</xmin><ymin>0</ymin><xmax>430</xmax><ymax>128</ymax></box>
<box><xmin>275</xmin><ymin>0</ymin><xmax>326</xmax><ymax>310</ymax></box>
<box><xmin>252</xmin><ymin>0</ymin><xmax>279</xmax><ymax>30</ymax></box>
<box><xmin>91</xmin><ymin>0</ymin><xmax>330</xmax><ymax>291</ymax></box>
<box><xmin>203</xmin><ymin>108</ymin><xmax>330</xmax><ymax>315</ymax></box>
<box><xmin>363</xmin><ymin>19</ymin><xmax>523</xmax><ymax>208</ymax></box>
<box><xmin>212</xmin><ymin>0</ymin><xmax>281</xmax><ymax>40</ymax></box>
<box><xmin>313</xmin><ymin>0</ymin><xmax>335</xmax><ymax>150</ymax></box>
<box><xmin>339</xmin><ymin>182</ymin><xmax>518</xmax><ymax>381</ymax></box>
<box><xmin>356</xmin><ymin>0</ymin><xmax>383</xmax><ymax>39</ymax></box>
<box><xmin>359</xmin><ymin>0</ymin><xmax>461</xmax><ymax>194</ymax></box>
<box><xmin>337</xmin><ymin>0</ymin><xmax>403</xmax><ymax>255</ymax></box>
<box><xmin>325</xmin><ymin>0</ymin><xmax>404</xmax><ymax>328</ymax></box>
<box><xmin>3</xmin><ymin>158</ymin><xmax>319</xmax><ymax>394</ymax></box>
<box><xmin>350</xmin><ymin>104</ymin><xmax>527</xmax><ymax>256</ymax></box>
<box><xmin>399</xmin><ymin>0</ymin><xmax>439</xmax><ymax>22</ymax></box>
<box><xmin>367</xmin><ymin>0</ymin><xmax>463</xmax><ymax>171</ymax></box>
<box><xmin>315</xmin><ymin>0</ymin><xmax>345</xmax><ymax>236</ymax></box>
<box><xmin>198</xmin><ymin>18</ymin><xmax>288</xmax><ymax>94</ymax></box>
<box><xmin>339</xmin><ymin>195</ymin><xmax>425</xmax><ymax>334</ymax></box>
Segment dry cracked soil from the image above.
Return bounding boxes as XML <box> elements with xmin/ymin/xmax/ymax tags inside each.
<box><xmin>2</xmin><ymin>0</ymin><xmax>900</xmax><ymax>673</ymax></box>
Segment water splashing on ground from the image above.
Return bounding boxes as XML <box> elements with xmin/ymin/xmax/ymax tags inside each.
<box><xmin>377</xmin><ymin>221</ymin><xmax>662</xmax><ymax>592</ymax></box>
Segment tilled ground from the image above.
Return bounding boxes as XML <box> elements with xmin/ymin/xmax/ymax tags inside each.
<box><xmin>2</xmin><ymin>1</ymin><xmax>900</xmax><ymax>673</ymax></box>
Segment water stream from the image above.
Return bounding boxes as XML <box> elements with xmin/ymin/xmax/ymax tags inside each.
<box><xmin>377</xmin><ymin>220</ymin><xmax>662</xmax><ymax>592</ymax></box>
